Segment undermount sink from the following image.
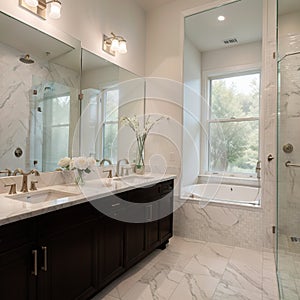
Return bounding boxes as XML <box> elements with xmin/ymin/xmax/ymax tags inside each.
<box><xmin>113</xmin><ymin>175</ymin><xmax>155</xmax><ymax>185</ymax></box>
<box><xmin>6</xmin><ymin>189</ymin><xmax>78</xmax><ymax>204</ymax></box>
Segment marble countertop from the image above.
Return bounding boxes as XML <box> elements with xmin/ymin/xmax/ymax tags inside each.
<box><xmin>0</xmin><ymin>173</ymin><xmax>176</xmax><ymax>226</ymax></box>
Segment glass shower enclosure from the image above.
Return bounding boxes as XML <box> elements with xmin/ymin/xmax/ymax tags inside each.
<box><xmin>276</xmin><ymin>1</ymin><xmax>300</xmax><ymax>299</ymax></box>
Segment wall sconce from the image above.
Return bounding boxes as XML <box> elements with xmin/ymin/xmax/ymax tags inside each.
<box><xmin>19</xmin><ymin>0</ymin><xmax>62</xmax><ymax>19</ymax></box>
<box><xmin>103</xmin><ymin>33</ymin><xmax>127</xmax><ymax>56</ymax></box>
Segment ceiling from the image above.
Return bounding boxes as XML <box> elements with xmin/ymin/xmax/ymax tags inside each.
<box><xmin>134</xmin><ymin>0</ymin><xmax>174</xmax><ymax>11</ymax></box>
<box><xmin>140</xmin><ymin>0</ymin><xmax>299</xmax><ymax>52</ymax></box>
<box><xmin>0</xmin><ymin>12</ymin><xmax>73</xmax><ymax>62</ymax></box>
<box><xmin>279</xmin><ymin>0</ymin><xmax>300</xmax><ymax>15</ymax></box>
<box><xmin>185</xmin><ymin>0</ymin><xmax>263</xmax><ymax>52</ymax></box>
<box><xmin>81</xmin><ymin>49</ymin><xmax>113</xmax><ymax>72</ymax></box>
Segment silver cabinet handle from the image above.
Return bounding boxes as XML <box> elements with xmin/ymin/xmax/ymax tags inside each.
<box><xmin>32</xmin><ymin>250</ymin><xmax>38</xmax><ymax>276</ymax></box>
<box><xmin>41</xmin><ymin>246</ymin><xmax>48</xmax><ymax>271</ymax></box>
<box><xmin>285</xmin><ymin>161</ymin><xmax>300</xmax><ymax>168</ymax></box>
<box><xmin>146</xmin><ymin>205</ymin><xmax>152</xmax><ymax>221</ymax></box>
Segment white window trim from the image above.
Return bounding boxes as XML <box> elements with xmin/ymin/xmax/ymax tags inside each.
<box><xmin>200</xmin><ymin>63</ymin><xmax>261</xmax><ymax>177</ymax></box>
<box><xmin>101</xmin><ymin>88</ymin><xmax>119</xmax><ymax>163</ymax></box>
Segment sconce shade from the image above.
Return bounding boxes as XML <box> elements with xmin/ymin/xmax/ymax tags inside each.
<box><xmin>48</xmin><ymin>1</ymin><xmax>61</xmax><ymax>19</ymax></box>
<box><xmin>25</xmin><ymin>0</ymin><xmax>38</xmax><ymax>7</ymax></box>
<box><xmin>20</xmin><ymin>0</ymin><xmax>62</xmax><ymax>19</ymax></box>
<box><xmin>111</xmin><ymin>38</ymin><xmax>119</xmax><ymax>52</ymax></box>
<box><xmin>103</xmin><ymin>33</ymin><xmax>127</xmax><ymax>56</ymax></box>
<box><xmin>118</xmin><ymin>40</ymin><xmax>127</xmax><ymax>54</ymax></box>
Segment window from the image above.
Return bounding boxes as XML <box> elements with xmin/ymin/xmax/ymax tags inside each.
<box><xmin>102</xmin><ymin>89</ymin><xmax>119</xmax><ymax>163</ymax></box>
<box><xmin>43</xmin><ymin>95</ymin><xmax>70</xmax><ymax>171</ymax></box>
<box><xmin>207</xmin><ymin>72</ymin><xmax>260</xmax><ymax>175</ymax></box>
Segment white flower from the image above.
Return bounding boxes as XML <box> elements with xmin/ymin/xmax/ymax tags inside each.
<box><xmin>58</xmin><ymin>157</ymin><xmax>71</xmax><ymax>168</ymax></box>
<box><xmin>73</xmin><ymin>156</ymin><xmax>89</xmax><ymax>170</ymax></box>
<box><xmin>87</xmin><ymin>157</ymin><xmax>96</xmax><ymax>168</ymax></box>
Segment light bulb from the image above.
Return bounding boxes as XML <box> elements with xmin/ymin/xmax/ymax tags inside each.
<box><xmin>118</xmin><ymin>40</ymin><xmax>127</xmax><ymax>54</ymax></box>
<box><xmin>25</xmin><ymin>0</ymin><xmax>38</xmax><ymax>7</ymax></box>
<box><xmin>218</xmin><ymin>15</ymin><xmax>225</xmax><ymax>21</ymax></box>
<box><xmin>49</xmin><ymin>1</ymin><xmax>62</xmax><ymax>19</ymax></box>
<box><xmin>111</xmin><ymin>38</ymin><xmax>119</xmax><ymax>52</ymax></box>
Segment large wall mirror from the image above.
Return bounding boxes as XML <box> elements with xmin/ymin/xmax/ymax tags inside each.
<box><xmin>182</xmin><ymin>0</ymin><xmax>262</xmax><ymax>186</ymax></box>
<box><xmin>80</xmin><ymin>49</ymin><xmax>145</xmax><ymax>164</ymax></box>
<box><xmin>0</xmin><ymin>12</ymin><xmax>81</xmax><ymax>174</ymax></box>
<box><xmin>0</xmin><ymin>12</ymin><xmax>145</xmax><ymax>176</ymax></box>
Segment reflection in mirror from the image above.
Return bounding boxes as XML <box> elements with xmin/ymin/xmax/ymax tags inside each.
<box><xmin>277</xmin><ymin>0</ymin><xmax>300</xmax><ymax>57</ymax></box>
<box><xmin>182</xmin><ymin>0</ymin><xmax>262</xmax><ymax>186</ymax></box>
<box><xmin>0</xmin><ymin>12</ymin><xmax>81</xmax><ymax>175</ymax></box>
<box><xmin>80</xmin><ymin>49</ymin><xmax>144</xmax><ymax>164</ymax></box>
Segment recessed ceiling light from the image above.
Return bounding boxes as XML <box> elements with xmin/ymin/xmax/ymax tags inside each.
<box><xmin>218</xmin><ymin>15</ymin><xmax>226</xmax><ymax>21</ymax></box>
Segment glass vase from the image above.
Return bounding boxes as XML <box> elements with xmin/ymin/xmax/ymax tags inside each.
<box><xmin>135</xmin><ymin>137</ymin><xmax>145</xmax><ymax>175</ymax></box>
<box><xmin>75</xmin><ymin>169</ymin><xmax>85</xmax><ymax>185</ymax></box>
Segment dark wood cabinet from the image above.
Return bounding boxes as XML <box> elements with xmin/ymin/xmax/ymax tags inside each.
<box><xmin>124</xmin><ymin>222</ymin><xmax>146</xmax><ymax>268</ymax></box>
<box><xmin>0</xmin><ymin>179</ymin><xmax>174</xmax><ymax>300</ymax></box>
<box><xmin>0</xmin><ymin>219</ymin><xmax>36</xmax><ymax>300</ymax></box>
<box><xmin>98</xmin><ymin>216</ymin><xmax>124</xmax><ymax>287</ymax></box>
<box><xmin>37</xmin><ymin>220</ymin><xmax>98</xmax><ymax>300</ymax></box>
<box><xmin>0</xmin><ymin>243</ymin><xmax>37</xmax><ymax>300</ymax></box>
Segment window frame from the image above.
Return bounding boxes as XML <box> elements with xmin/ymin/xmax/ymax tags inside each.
<box><xmin>101</xmin><ymin>88</ymin><xmax>119</xmax><ymax>163</ymax></box>
<box><xmin>201</xmin><ymin>66</ymin><xmax>261</xmax><ymax>178</ymax></box>
<box><xmin>42</xmin><ymin>94</ymin><xmax>71</xmax><ymax>171</ymax></box>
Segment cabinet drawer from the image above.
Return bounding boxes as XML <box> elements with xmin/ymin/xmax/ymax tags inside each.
<box><xmin>91</xmin><ymin>192</ymin><xmax>129</xmax><ymax>216</ymax></box>
<box><xmin>128</xmin><ymin>184</ymin><xmax>160</xmax><ymax>203</ymax></box>
<box><xmin>160</xmin><ymin>180</ymin><xmax>173</xmax><ymax>194</ymax></box>
<box><xmin>0</xmin><ymin>219</ymin><xmax>35</xmax><ymax>254</ymax></box>
<box><xmin>37</xmin><ymin>202</ymin><xmax>98</xmax><ymax>238</ymax></box>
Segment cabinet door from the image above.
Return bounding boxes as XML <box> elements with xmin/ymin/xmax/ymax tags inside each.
<box><xmin>145</xmin><ymin>203</ymin><xmax>160</xmax><ymax>251</ymax></box>
<box><xmin>124</xmin><ymin>222</ymin><xmax>146</xmax><ymax>268</ymax></box>
<box><xmin>159</xmin><ymin>192</ymin><xmax>174</xmax><ymax>243</ymax></box>
<box><xmin>38</xmin><ymin>219</ymin><xmax>98</xmax><ymax>300</ymax></box>
<box><xmin>146</xmin><ymin>220</ymin><xmax>160</xmax><ymax>250</ymax></box>
<box><xmin>98</xmin><ymin>216</ymin><xmax>124</xmax><ymax>287</ymax></box>
<box><xmin>0</xmin><ymin>243</ymin><xmax>37</xmax><ymax>300</ymax></box>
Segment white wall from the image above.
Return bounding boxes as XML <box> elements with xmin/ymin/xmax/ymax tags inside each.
<box><xmin>0</xmin><ymin>0</ymin><xmax>146</xmax><ymax>76</ymax></box>
<box><xmin>182</xmin><ymin>36</ymin><xmax>201</xmax><ymax>187</ymax></box>
<box><xmin>201</xmin><ymin>41</ymin><xmax>262</xmax><ymax>72</ymax></box>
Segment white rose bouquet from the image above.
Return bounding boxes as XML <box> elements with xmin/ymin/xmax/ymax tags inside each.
<box><xmin>58</xmin><ymin>157</ymin><xmax>71</xmax><ymax>170</ymax></box>
<box><xmin>57</xmin><ymin>156</ymin><xmax>96</xmax><ymax>184</ymax></box>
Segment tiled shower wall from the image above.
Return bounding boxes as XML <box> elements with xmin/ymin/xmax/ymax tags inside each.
<box><xmin>0</xmin><ymin>42</ymin><xmax>80</xmax><ymax>172</ymax></box>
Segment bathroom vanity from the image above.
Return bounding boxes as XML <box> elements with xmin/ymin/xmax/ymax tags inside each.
<box><xmin>0</xmin><ymin>176</ymin><xmax>174</xmax><ymax>300</ymax></box>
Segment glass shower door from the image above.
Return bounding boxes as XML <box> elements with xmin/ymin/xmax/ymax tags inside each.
<box><xmin>276</xmin><ymin>1</ymin><xmax>300</xmax><ymax>298</ymax></box>
<box><xmin>277</xmin><ymin>47</ymin><xmax>300</xmax><ymax>299</ymax></box>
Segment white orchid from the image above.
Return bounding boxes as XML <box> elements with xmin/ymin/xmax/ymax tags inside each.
<box><xmin>120</xmin><ymin>114</ymin><xmax>165</xmax><ymax>167</ymax></box>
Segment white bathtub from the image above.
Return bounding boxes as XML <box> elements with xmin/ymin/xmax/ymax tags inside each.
<box><xmin>181</xmin><ymin>183</ymin><xmax>261</xmax><ymax>206</ymax></box>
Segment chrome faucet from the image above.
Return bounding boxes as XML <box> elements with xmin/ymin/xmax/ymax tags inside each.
<box><xmin>13</xmin><ymin>168</ymin><xmax>40</xmax><ymax>193</ymax></box>
<box><xmin>115</xmin><ymin>158</ymin><xmax>129</xmax><ymax>177</ymax></box>
<box><xmin>255</xmin><ymin>160</ymin><xmax>261</xmax><ymax>179</ymax></box>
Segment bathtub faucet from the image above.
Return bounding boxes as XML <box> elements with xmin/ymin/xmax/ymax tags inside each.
<box><xmin>255</xmin><ymin>160</ymin><xmax>261</xmax><ymax>179</ymax></box>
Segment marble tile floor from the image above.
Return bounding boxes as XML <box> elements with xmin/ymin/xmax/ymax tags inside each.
<box><xmin>92</xmin><ymin>236</ymin><xmax>279</xmax><ymax>300</ymax></box>
<box><xmin>277</xmin><ymin>234</ymin><xmax>300</xmax><ymax>299</ymax></box>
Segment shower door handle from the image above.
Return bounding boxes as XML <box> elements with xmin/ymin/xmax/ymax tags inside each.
<box><xmin>285</xmin><ymin>161</ymin><xmax>300</xmax><ymax>168</ymax></box>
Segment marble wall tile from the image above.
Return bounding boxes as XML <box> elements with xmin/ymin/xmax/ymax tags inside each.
<box><xmin>174</xmin><ymin>201</ymin><xmax>264</xmax><ymax>250</ymax></box>
<box><xmin>0</xmin><ymin>41</ymin><xmax>80</xmax><ymax>172</ymax></box>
